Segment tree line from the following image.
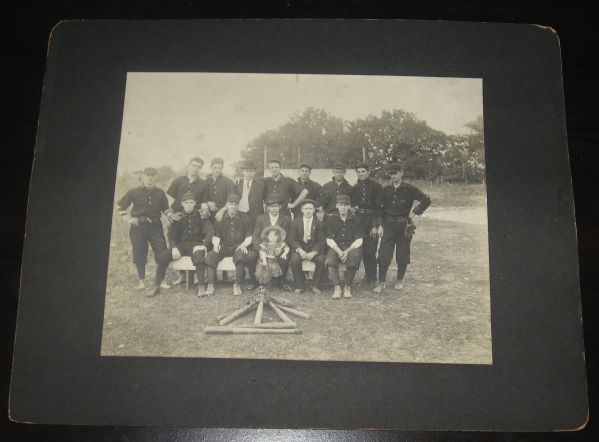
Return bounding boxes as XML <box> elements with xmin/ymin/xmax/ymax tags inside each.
<box><xmin>241</xmin><ymin>107</ymin><xmax>485</xmax><ymax>183</ymax></box>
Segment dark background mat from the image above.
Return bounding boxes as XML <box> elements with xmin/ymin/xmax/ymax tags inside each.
<box><xmin>1</xmin><ymin>1</ymin><xmax>597</xmax><ymax>441</ymax></box>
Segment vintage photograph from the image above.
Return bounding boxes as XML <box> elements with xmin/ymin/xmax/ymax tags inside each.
<box><xmin>101</xmin><ymin>72</ymin><xmax>490</xmax><ymax>364</ymax></box>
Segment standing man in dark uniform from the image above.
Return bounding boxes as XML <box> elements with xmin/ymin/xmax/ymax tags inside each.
<box><xmin>374</xmin><ymin>163</ymin><xmax>431</xmax><ymax>293</ymax></box>
<box><xmin>351</xmin><ymin>162</ymin><xmax>383</xmax><ymax>286</ymax></box>
<box><xmin>116</xmin><ymin>167</ymin><xmax>170</xmax><ymax>297</ymax></box>
<box><xmin>288</xmin><ymin>199</ymin><xmax>326</xmax><ymax>295</ymax></box>
<box><xmin>247</xmin><ymin>193</ymin><xmax>292</xmax><ymax>290</ymax></box>
<box><xmin>293</xmin><ymin>163</ymin><xmax>322</xmax><ymax>219</ymax></box>
<box><xmin>263</xmin><ymin>159</ymin><xmax>309</xmax><ymax>219</ymax></box>
<box><xmin>166</xmin><ymin>157</ymin><xmax>206</xmax><ymax>216</ymax></box>
<box><xmin>201</xmin><ymin>157</ymin><xmax>237</xmax><ymax>220</ymax></box>
<box><xmin>155</xmin><ymin>192</ymin><xmax>215</xmax><ymax>297</ymax></box>
<box><xmin>325</xmin><ymin>195</ymin><xmax>364</xmax><ymax>299</ymax></box>
<box><xmin>235</xmin><ymin>160</ymin><xmax>265</xmax><ymax>228</ymax></box>
<box><xmin>318</xmin><ymin>162</ymin><xmax>353</xmax><ymax>215</ymax></box>
<box><xmin>205</xmin><ymin>194</ymin><xmax>253</xmax><ymax>296</ymax></box>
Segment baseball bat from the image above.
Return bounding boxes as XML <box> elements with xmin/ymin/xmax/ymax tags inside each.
<box><xmin>254</xmin><ymin>300</ymin><xmax>264</xmax><ymax>324</ymax></box>
<box><xmin>268</xmin><ymin>301</ymin><xmax>294</xmax><ymax>323</ymax></box>
<box><xmin>219</xmin><ymin>301</ymin><xmax>258</xmax><ymax>326</ymax></box>
<box><xmin>235</xmin><ymin>322</ymin><xmax>297</xmax><ymax>329</ymax></box>
<box><xmin>276</xmin><ymin>304</ymin><xmax>311</xmax><ymax>319</ymax></box>
<box><xmin>205</xmin><ymin>326</ymin><xmax>302</xmax><ymax>335</ymax></box>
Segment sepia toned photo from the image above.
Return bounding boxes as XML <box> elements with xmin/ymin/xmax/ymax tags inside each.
<box><xmin>101</xmin><ymin>72</ymin><xmax>490</xmax><ymax>364</ymax></box>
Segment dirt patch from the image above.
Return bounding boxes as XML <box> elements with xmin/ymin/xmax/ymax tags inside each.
<box><xmin>101</xmin><ymin>212</ymin><xmax>492</xmax><ymax>364</ymax></box>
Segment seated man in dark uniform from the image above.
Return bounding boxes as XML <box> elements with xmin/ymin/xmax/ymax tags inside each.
<box><xmin>116</xmin><ymin>167</ymin><xmax>170</xmax><ymax>297</ymax></box>
<box><xmin>325</xmin><ymin>194</ymin><xmax>364</xmax><ymax>300</ymax></box>
<box><xmin>288</xmin><ymin>199</ymin><xmax>326</xmax><ymax>295</ymax></box>
<box><xmin>247</xmin><ymin>193</ymin><xmax>292</xmax><ymax>291</ymax></box>
<box><xmin>374</xmin><ymin>162</ymin><xmax>431</xmax><ymax>293</ymax></box>
<box><xmin>205</xmin><ymin>194</ymin><xmax>253</xmax><ymax>296</ymax></box>
<box><xmin>155</xmin><ymin>192</ymin><xmax>215</xmax><ymax>297</ymax></box>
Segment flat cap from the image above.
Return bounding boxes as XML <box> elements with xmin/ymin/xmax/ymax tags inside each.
<box><xmin>226</xmin><ymin>194</ymin><xmax>240</xmax><ymax>203</ymax></box>
<box><xmin>299</xmin><ymin>199</ymin><xmax>317</xmax><ymax>207</ymax></box>
<box><xmin>265</xmin><ymin>193</ymin><xmax>284</xmax><ymax>205</ymax></box>
<box><xmin>387</xmin><ymin>162</ymin><xmax>403</xmax><ymax>173</ymax></box>
<box><xmin>332</xmin><ymin>162</ymin><xmax>346</xmax><ymax>170</ymax></box>
<box><xmin>210</xmin><ymin>157</ymin><xmax>224</xmax><ymax>166</ymax></box>
<box><xmin>181</xmin><ymin>192</ymin><xmax>196</xmax><ymax>202</ymax></box>
<box><xmin>355</xmin><ymin>162</ymin><xmax>370</xmax><ymax>170</ymax></box>
<box><xmin>336</xmin><ymin>194</ymin><xmax>351</xmax><ymax>205</ymax></box>
<box><xmin>142</xmin><ymin>167</ymin><xmax>158</xmax><ymax>176</ymax></box>
<box><xmin>298</xmin><ymin>163</ymin><xmax>312</xmax><ymax>170</ymax></box>
<box><xmin>267</xmin><ymin>159</ymin><xmax>282</xmax><ymax>166</ymax></box>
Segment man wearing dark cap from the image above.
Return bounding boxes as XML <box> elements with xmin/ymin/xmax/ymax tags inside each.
<box><xmin>324</xmin><ymin>194</ymin><xmax>364</xmax><ymax>299</ymax></box>
<box><xmin>288</xmin><ymin>199</ymin><xmax>326</xmax><ymax>294</ymax></box>
<box><xmin>293</xmin><ymin>163</ymin><xmax>322</xmax><ymax>218</ymax></box>
<box><xmin>318</xmin><ymin>162</ymin><xmax>353</xmax><ymax>215</ymax></box>
<box><xmin>154</xmin><ymin>192</ymin><xmax>215</xmax><ymax>297</ymax></box>
<box><xmin>205</xmin><ymin>194</ymin><xmax>253</xmax><ymax>296</ymax></box>
<box><xmin>351</xmin><ymin>162</ymin><xmax>383</xmax><ymax>285</ymax></box>
<box><xmin>264</xmin><ymin>159</ymin><xmax>309</xmax><ymax>218</ymax></box>
<box><xmin>200</xmin><ymin>157</ymin><xmax>237</xmax><ymax>219</ymax></box>
<box><xmin>166</xmin><ymin>157</ymin><xmax>206</xmax><ymax>217</ymax></box>
<box><xmin>374</xmin><ymin>162</ymin><xmax>431</xmax><ymax>293</ymax></box>
<box><xmin>247</xmin><ymin>193</ymin><xmax>292</xmax><ymax>290</ymax></box>
<box><xmin>116</xmin><ymin>167</ymin><xmax>170</xmax><ymax>296</ymax></box>
<box><xmin>235</xmin><ymin>160</ymin><xmax>265</xmax><ymax>228</ymax></box>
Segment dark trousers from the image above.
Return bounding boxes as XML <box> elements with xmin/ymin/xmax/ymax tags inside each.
<box><xmin>356</xmin><ymin>213</ymin><xmax>379</xmax><ymax>281</ymax></box>
<box><xmin>325</xmin><ymin>246</ymin><xmax>362</xmax><ymax>286</ymax></box>
<box><xmin>247</xmin><ymin>249</ymin><xmax>289</xmax><ymax>285</ymax></box>
<box><xmin>378</xmin><ymin>219</ymin><xmax>411</xmax><ymax>282</ymax></box>
<box><xmin>289</xmin><ymin>250</ymin><xmax>325</xmax><ymax>289</ymax></box>
<box><xmin>206</xmin><ymin>245</ymin><xmax>251</xmax><ymax>285</ymax></box>
<box><xmin>156</xmin><ymin>242</ymin><xmax>212</xmax><ymax>284</ymax></box>
<box><xmin>129</xmin><ymin>222</ymin><xmax>167</xmax><ymax>282</ymax></box>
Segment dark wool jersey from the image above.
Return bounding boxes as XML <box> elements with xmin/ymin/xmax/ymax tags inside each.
<box><xmin>117</xmin><ymin>185</ymin><xmax>169</xmax><ymax>222</ymax></box>
<box><xmin>166</xmin><ymin>175</ymin><xmax>206</xmax><ymax>212</ymax></box>
<box><xmin>213</xmin><ymin>211</ymin><xmax>252</xmax><ymax>248</ymax></box>
<box><xmin>378</xmin><ymin>181</ymin><xmax>431</xmax><ymax>218</ymax></box>
<box><xmin>325</xmin><ymin>212</ymin><xmax>364</xmax><ymax>245</ymax></box>
<box><xmin>168</xmin><ymin>211</ymin><xmax>214</xmax><ymax>249</ymax></box>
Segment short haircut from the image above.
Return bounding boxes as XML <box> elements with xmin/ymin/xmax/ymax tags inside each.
<box><xmin>189</xmin><ymin>157</ymin><xmax>204</xmax><ymax>165</ymax></box>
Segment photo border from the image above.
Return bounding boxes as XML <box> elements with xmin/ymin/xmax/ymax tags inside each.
<box><xmin>9</xmin><ymin>19</ymin><xmax>586</xmax><ymax>430</ymax></box>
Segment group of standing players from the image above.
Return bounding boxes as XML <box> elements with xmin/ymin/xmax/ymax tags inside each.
<box><xmin>116</xmin><ymin>156</ymin><xmax>431</xmax><ymax>299</ymax></box>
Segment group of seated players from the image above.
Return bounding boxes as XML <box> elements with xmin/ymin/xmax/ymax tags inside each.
<box><xmin>116</xmin><ymin>156</ymin><xmax>431</xmax><ymax>299</ymax></box>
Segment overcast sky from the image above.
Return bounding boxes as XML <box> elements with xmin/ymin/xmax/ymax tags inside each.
<box><xmin>117</xmin><ymin>72</ymin><xmax>483</xmax><ymax>174</ymax></box>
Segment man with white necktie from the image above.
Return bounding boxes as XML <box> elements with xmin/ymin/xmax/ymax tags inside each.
<box><xmin>288</xmin><ymin>199</ymin><xmax>326</xmax><ymax>294</ymax></box>
<box><xmin>235</xmin><ymin>160</ymin><xmax>265</xmax><ymax>229</ymax></box>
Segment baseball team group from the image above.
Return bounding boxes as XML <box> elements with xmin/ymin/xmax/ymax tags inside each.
<box><xmin>116</xmin><ymin>156</ymin><xmax>431</xmax><ymax>299</ymax></box>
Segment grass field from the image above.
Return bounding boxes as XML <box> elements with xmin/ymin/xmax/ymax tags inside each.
<box><xmin>101</xmin><ymin>182</ymin><xmax>491</xmax><ymax>364</ymax></box>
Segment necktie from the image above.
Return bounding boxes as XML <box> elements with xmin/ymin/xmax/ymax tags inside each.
<box><xmin>304</xmin><ymin>219</ymin><xmax>311</xmax><ymax>242</ymax></box>
<box><xmin>247</xmin><ymin>181</ymin><xmax>250</xmax><ymax>189</ymax></box>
